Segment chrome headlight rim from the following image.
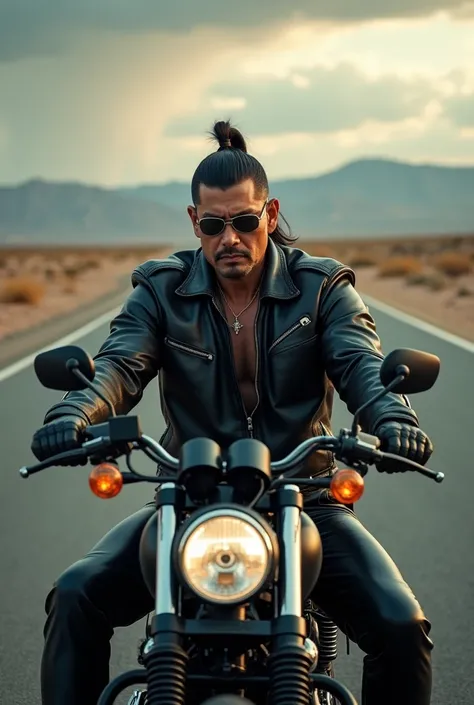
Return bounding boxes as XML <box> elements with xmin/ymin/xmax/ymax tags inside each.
<box><xmin>173</xmin><ymin>504</ymin><xmax>278</xmax><ymax>605</ymax></box>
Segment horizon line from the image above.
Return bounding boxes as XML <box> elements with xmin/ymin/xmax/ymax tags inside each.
<box><xmin>2</xmin><ymin>154</ymin><xmax>474</xmax><ymax>191</ymax></box>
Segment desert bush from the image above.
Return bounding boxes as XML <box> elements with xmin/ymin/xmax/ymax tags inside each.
<box><xmin>405</xmin><ymin>273</ymin><xmax>426</xmax><ymax>286</ymax></box>
<box><xmin>114</xmin><ymin>252</ymin><xmax>129</xmax><ymax>261</ymax></box>
<box><xmin>63</xmin><ymin>258</ymin><xmax>102</xmax><ymax>278</ymax></box>
<box><xmin>81</xmin><ymin>258</ymin><xmax>100</xmax><ymax>270</ymax></box>
<box><xmin>457</xmin><ymin>286</ymin><xmax>472</xmax><ymax>297</ymax></box>
<box><xmin>390</xmin><ymin>242</ymin><xmax>426</xmax><ymax>256</ymax></box>
<box><xmin>304</xmin><ymin>244</ymin><xmax>337</xmax><ymax>258</ymax></box>
<box><xmin>63</xmin><ymin>266</ymin><xmax>81</xmax><ymax>279</ymax></box>
<box><xmin>378</xmin><ymin>256</ymin><xmax>423</xmax><ymax>278</ymax></box>
<box><xmin>405</xmin><ymin>272</ymin><xmax>446</xmax><ymax>291</ymax></box>
<box><xmin>44</xmin><ymin>266</ymin><xmax>59</xmax><ymax>281</ymax></box>
<box><xmin>347</xmin><ymin>253</ymin><xmax>379</xmax><ymax>268</ymax></box>
<box><xmin>0</xmin><ymin>277</ymin><xmax>46</xmax><ymax>304</ymax></box>
<box><xmin>426</xmin><ymin>274</ymin><xmax>447</xmax><ymax>292</ymax></box>
<box><xmin>62</xmin><ymin>281</ymin><xmax>77</xmax><ymax>294</ymax></box>
<box><xmin>432</xmin><ymin>252</ymin><xmax>472</xmax><ymax>277</ymax></box>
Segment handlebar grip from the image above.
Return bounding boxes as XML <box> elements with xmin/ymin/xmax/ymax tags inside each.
<box><xmin>376</xmin><ymin>452</ymin><xmax>444</xmax><ymax>482</ymax></box>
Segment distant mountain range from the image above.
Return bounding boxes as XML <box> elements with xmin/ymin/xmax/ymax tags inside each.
<box><xmin>1</xmin><ymin>158</ymin><xmax>473</xmax><ymax>245</ymax></box>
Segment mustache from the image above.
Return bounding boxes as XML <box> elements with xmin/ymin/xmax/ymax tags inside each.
<box><xmin>216</xmin><ymin>248</ymin><xmax>250</xmax><ymax>260</ymax></box>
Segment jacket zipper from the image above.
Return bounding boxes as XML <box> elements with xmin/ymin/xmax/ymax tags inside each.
<box><xmin>164</xmin><ymin>336</ymin><xmax>214</xmax><ymax>361</ymax></box>
<box><xmin>212</xmin><ymin>297</ymin><xmax>260</xmax><ymax>438</ymax></box>
<box><xmin>268</xmin><ymin>315</ymin><xmax>311</xmax><ymax>353</ymax></box>
<box><xmin>247</xmin><ymin>298</ymin><xmax>261</xmax><ymax>437</ymax></box>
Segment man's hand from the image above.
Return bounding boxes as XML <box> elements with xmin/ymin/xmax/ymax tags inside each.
<box><xmin>31</xmin><ymin>415</ymin><xmax>88</xmax><ymax>464</ymax></box>
<box><xmin>376</xmin><ymin>422</ymin><xmax>433</xmax><ymax>468</ymax></box>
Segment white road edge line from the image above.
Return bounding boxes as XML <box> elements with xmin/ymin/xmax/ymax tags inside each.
<box><xmin>0</xmin><ymin>305</ymin><xmax>121</xmax><ymax>384</ymax></box>
<box><xmin>0</xmin><ymin>291</ymin><xmax>472</xmax><ymax>385</ymax></box>
<box><xmin>362</xmin><ymin>293</ymin><xmax>474</xmax><ymax>353</ymax></box>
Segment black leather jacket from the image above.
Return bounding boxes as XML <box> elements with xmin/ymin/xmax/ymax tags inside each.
<box><xmin>43</xmin><ymin>240</ymin><xmax>418</xmax><ymax>478</ymax></box>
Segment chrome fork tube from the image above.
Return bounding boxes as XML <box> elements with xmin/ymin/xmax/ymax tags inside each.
<box><xmin>279</xmin><ymin>484</ymin><xmax>303</xmax><ymax>617</ymax></box>
<box><xmin>155</xmin><ymin>482</ymin><xmax>177</xmax><ymax>615</ymax></box>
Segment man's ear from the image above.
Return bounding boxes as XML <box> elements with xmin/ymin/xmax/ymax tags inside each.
<box><xmin>266</xmin><ymin>198</ymin><xmax>280</xmax><ymax>234</ymax></box>
<box><xmin>187</xmin><ymin>205</ymin><xmax>201</xmax><ymax>240</ymax></box>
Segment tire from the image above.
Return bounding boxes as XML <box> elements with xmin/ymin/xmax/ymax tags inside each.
<box><xmin>316</xmin><ymin>662</ymin><xmax>340</xmax><ymax>705</ymax></box>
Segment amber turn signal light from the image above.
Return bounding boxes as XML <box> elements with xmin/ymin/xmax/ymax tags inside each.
<box><xmin>330</xmin><ymin>468</ymin><xmax>365</xmax><ymax>504</ymax></box>
<box><xmin>89</xmin><ymin>463</ymin><xmax>123</xmax><ymax>499</ymax></box>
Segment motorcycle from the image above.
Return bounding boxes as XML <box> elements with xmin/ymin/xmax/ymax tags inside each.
<box><xmin>19</xmin><ymin>344</ymin><xmax>443</xmax><ymax>705</ymax></box>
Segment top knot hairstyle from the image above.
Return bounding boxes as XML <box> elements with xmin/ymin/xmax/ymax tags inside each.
<box><xmin>191</xmin><ymin>120</ymin><xmax>297</xmax><ymax>246</ymax></box>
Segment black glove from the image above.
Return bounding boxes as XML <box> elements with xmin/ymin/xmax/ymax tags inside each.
<box><xmin>375</xmin><ymin>421</ymin><xmax>433</xmax><ymax>469</ymax></box>
<box><xmin>31</xmin><ymin>414</ymin><xmax>88</xmax><ymax>464</ymax></box>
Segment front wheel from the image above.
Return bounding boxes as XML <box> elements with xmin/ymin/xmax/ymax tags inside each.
<box><xmin>315</xmin><ymin>663</ymin><xmax>340</xmax><ymax>705</ymax></box>
<box><xmin>126</xmin><ymin>691</ymin><xmax>147</xmax><ymax>705</ymax></box>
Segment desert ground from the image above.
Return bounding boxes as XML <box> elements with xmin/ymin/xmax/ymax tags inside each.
<box><xmin>0</xmin><ymin>245</ymin><xmax>168</xmax><ymax>344</ymax></box>
<box><xmin>0</xmin><ymin>235</ymin><xmax>473</xmax><ymax>348</ymax></box>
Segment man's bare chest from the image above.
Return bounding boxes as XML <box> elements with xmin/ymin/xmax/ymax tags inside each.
<box><xmin>221</xmin><ymin>298</ymin><xmax>259</xmax><ymax>412</ymax></box>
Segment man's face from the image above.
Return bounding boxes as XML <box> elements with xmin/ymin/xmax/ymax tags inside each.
<box><xmin>188</xmin><ymin>179</ymin><xmax>280</xmax><ymax>280</ymax></box>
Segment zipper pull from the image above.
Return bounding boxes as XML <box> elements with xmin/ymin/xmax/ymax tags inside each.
<box><xmin>247</xmin><ymin>417</ymin><xmax>254</xmax><ymax>437</ymax></box>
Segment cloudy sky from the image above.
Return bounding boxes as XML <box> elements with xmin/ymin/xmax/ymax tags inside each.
<box><xmin>1</xmin><ymin>1</ymin><xmax>474</xmax><ymax>186</ymax></box>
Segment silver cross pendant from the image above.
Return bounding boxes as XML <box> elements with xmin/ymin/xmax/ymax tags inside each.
<box><xmin>232</xmin><ymin>318</ymin><xmax>243</xmax><ymax>334</ymax></box>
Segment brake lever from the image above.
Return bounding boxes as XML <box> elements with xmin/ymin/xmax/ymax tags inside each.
<box><xmin>19</xmin><ymin>448</ymin><xmax>89</xmax><ymax>478</ymax></box>
<box><xmin>376</xmin><ymin>452</ymin><xmax>444</xmax><ymax>483</ymax></box>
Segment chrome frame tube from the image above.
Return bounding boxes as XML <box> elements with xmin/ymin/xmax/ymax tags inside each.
<box><xmin>155</xmin><ymin>482</ymin><xmax>178</xmax><ymax>615</ymax></box>
<box><xmin>141</xmin><ymin>434</ymin><xmax>180</xmax><ymax>470</ymax></box>
<box><xmin>279</xmin><ymin>484</ymin><xmax>303</xmax><ymax>617</ymax></box>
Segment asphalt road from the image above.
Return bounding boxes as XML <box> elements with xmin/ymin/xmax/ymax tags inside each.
<box><xmin>0</xmin><ymin>302</ymin><xmax>472</xmax><ymax>704</ymax></box>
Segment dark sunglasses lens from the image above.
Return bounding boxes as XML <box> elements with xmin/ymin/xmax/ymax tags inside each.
<box><xmin>233</xmin><ymin>215</ymin><xmax>260</xmax><ymax>233</ymax></box>
<box><xmin>199</xmin><ymin>218</ymin><xmax>225</xmax><ymax>236</ymax></box>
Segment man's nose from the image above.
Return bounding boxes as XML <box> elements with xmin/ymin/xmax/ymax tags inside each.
<box><xmin>220</xmin><ymin>223</ymin><xmax>241</xmax><ymax>246</ymax></box>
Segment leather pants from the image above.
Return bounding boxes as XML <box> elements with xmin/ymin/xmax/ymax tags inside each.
<box><xmin>40</xmin><ymin>498</ymin><xmax>433</xmax><ymax>705</ymax></box>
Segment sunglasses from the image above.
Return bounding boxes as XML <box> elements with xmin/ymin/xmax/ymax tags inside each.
<box><xmin>196</xmin><ymin>200</ymin><xmax>268</xmax><ymax>237</ymax></box>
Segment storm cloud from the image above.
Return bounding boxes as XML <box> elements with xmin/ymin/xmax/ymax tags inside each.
<box><xmin>166</xmin><ymin>65</ymin><xmax>443</xmax><ymax>138</ymax></box>
<box><xmin>0</xmin><ymin>0</ymin><xmax>471</xmax><ymax>60</ymax></box>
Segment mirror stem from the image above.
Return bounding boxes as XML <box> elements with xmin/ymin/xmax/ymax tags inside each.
<box><xmin>66</xmin><ymin>359</ymin><xmax>116</xmax><ymax>417</ymax></box>
<box><xmin>351</xmin><ymin>365</ymin><xmax>409</xmax><ymax>436</ymax></box>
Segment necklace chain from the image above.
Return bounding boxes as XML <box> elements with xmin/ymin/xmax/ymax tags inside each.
<box><xmin>218</xmin><ymin>284</ymin><xmax>260</xmax><ymax>335</ymax></box>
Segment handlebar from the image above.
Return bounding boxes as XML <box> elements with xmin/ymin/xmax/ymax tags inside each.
<box><xmin>18</xmin><ymin>420</ymin><xmax>444</xmax><ymax>484</ymax></box>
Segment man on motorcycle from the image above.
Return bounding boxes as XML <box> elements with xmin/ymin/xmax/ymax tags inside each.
<box><xmin>31</xmin><ymin>120</ymin><xmax>434</xmax><ymax>705</ymax></box>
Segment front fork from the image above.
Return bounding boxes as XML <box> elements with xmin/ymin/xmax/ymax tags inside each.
<box><xmin>269</xmin><ymin>484</ymin><xmax>317</xmax><ymax>705</ymax></box>
<box><xmin>140</xmin><ymin>483</ymin><xmax>188</xmax><ymax>705</ymax></box>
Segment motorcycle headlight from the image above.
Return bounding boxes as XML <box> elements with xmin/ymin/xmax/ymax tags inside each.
<box><xmin>176</xmin><ymin>508</ymin><xmax>275</xmax><ymax>604</ymax></box>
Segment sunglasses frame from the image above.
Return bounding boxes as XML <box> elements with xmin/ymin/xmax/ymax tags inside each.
<box><xmin>196</xmin><ymin>200</ymin><xmax>269</xmax><ymax>237</ymax></box>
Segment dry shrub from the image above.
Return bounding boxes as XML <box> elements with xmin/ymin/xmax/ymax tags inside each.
<box><xmin>114</xmin><ymin>252</ymin><xmax>129</xmax><ymax>261</ymax></box>
<box><xmin>44</xmin><ymin>266</ymin><xmax>59</xmax><ymax>281</ymax></box>
<box><xmin>426</xmin><ymin>275</ymin><xmax>447</xmax><ymax>292</ymax></box>
<box><xmin>457</xmin><ymin>286</ymin><xmax>472</xmax><ymax>297</ymax></box>
<box><xmin>390</xmin><ymin>242</ymin><xmax>426</xmax><ymax>257</ymax></box>
<box><xmin>63</xmin><ymin>258</ymin><xmax>102</xmax><ymax>278</ymax></box>
<box><xmin>305</xmin><ymin>244</ymin><xmax>337</xmax><ymax>258</ymax></box>
<box><xmin>347</xmin><ymin>253</ymin><xmax>379</xmax><ymax>268</ymax></box>
<box><xmin>63</xmin><ymin>266</ymin><xmax>81</xmax><ymax>279</ymax></box>
<box><xmin>81</xmin><ymin>258</ymin><xmax>100</xmax><ymax>270</ymax></box>
<box><xmin>433</xmin><ymin>251</ymin><xmax>472</xmax><ymax>277</ymax></box>
<box><xmin>405</xmin><ymin>272</ymin><xmax>446</xmax><ymax>291</ymax></box>
<box><xmin>378</xmin><ymin>256</ymin><xmax>423</xmax><ymax>278</ymax></box>
<box><xmin>405</xmin><ymin>273</ymin><xmax>426</xmax><ymax>286</ymax></box>
<box><xmin>62</xmin><ymin>281</ymin><xmax>77</xmax><ymax>294</ymax></box>
<box><xmin>0</xmin><ymin>277</ymin><xmax>46</xmax><ymax>304</ymax></box>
